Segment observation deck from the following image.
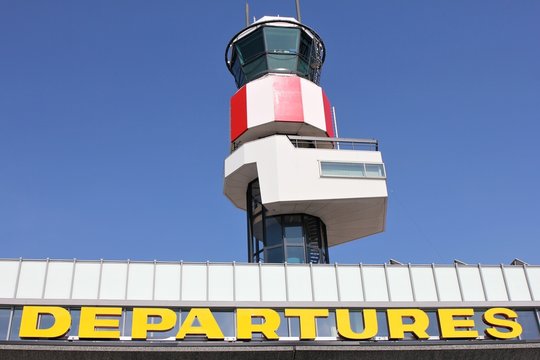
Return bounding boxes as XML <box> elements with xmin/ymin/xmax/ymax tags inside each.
<box><xmin>224</xmin><ymin>135</ymin><xmax>387</xmax><ymax>247</ymax></box>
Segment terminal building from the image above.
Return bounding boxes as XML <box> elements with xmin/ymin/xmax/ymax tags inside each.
<box><xmin>1</xmin><ymin>15</ymin><xmax>539</xmax><ymax>360</ymax></box>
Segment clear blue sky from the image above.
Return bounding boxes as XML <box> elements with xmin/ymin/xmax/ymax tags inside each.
<box><xmin>1</xmin><ymin>1</ymin><xmax>539</xmax><ymax>265</ymax></box>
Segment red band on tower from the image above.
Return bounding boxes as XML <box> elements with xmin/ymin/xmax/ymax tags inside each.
<box><xmin>230</xmin><ymin>85</ymin><xmax>248</xmax><ymax>141</ymax></box>
<box><xmin>322</xmin><ymin>91</ymin><xmax>334</xmax><ymax>137</ymax></box>
<box><xmin>273</xmin><ymin>76</ymin><xmax>304</xmax><ymax>122</ymax></box>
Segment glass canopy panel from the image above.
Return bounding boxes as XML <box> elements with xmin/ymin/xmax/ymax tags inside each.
<box><xmin>297</xmin><ymin>58</ymin><xmax>309</xmax><ymax>78</ymax></box>
<box><xmin>265</xmin><ymin>27</ymin><xmax>300</xmax><ymax>74</ymax></box>
<box><xmin>299</xmin><ymin>31</ymin><xmax>312</xmax><ymax>60</ymax></box>
<box><xmin>267</xmin><ymin>54</ymin><xmax>298</xmax><ymax>73</ymax></box>
<box><xmin>235</xmin><ymin>29</ymin><xmax>265</xmax><ymax>64</ymax></box>
<box><xmin>231</xmin><ymin>56</ymin><xmax>245</xmax><ymax>90</ymax></box>
<box><xmin>264</xmin><ymin>27</ymin><xmax>300</xmax><ymax>54</ymax></box>
<box><xmin>243</xmin><ymin>56</ymin><xmax>268</xmax><ymax>82</ymax></box>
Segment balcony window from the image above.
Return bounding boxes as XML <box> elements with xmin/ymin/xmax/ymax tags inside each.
<box><xmin>320</xmin><ymin>162</ymin><xmax>386</xmax><ymax>179</ymax></box>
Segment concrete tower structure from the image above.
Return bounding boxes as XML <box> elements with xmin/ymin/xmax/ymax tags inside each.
<box><xmin>224</xmin><ymin>17</ymin><xmax>388</xmax><ymax>264</ymax></box>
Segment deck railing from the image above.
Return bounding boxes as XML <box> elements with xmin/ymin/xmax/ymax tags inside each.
<box><xmin>287</xmin><ymin>135</ymin><xmax>379</xmax><ymax>151</ymax></box>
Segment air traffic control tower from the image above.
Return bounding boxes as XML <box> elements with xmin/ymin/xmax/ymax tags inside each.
<box><xmin>2</xmin><ymin>13</ymin><xmax>539</xmax><ymax>360</ymax></box>
<box><xmin>224</xmin><ymin>16</ymin><xmax>388</xmax><ymax>264</ymax></box>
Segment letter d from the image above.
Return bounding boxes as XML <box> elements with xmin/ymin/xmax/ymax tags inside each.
<box><xmin>19</xmin><ymin>306</ymin><xmax>71</xmax><ymax>338</ymax></box>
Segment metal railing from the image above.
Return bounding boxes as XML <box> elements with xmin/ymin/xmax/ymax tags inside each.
<box><xmin>287</xmin><ymin>135</ymin><xmax>379</xmax><ymax>151</ymax></box>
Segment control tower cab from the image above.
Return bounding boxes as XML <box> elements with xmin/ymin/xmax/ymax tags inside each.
<box><xmin>224</xmin><ymin>17</ymin><xmax>387</xmax><ymax>264</ymax></box>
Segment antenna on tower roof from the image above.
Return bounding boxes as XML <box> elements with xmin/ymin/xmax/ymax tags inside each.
<box><xmin>295</xmin><ymin>0</ymin><xmax>302</xmax><ymax>22</ymax></box>
<box><xmin>245</xmin><ymin>2</ymin><xmax>250</xmax><ymax>27</ymax></box>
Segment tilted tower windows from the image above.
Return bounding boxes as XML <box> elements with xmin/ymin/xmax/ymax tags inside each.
<box><xmin>228</xmin><ymin>24</ymin><xmax>324</xmax><ymax>88</ymax></box>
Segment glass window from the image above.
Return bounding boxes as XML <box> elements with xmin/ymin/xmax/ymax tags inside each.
<box><xmin>277</xmin><ymin>311</ymin><xmax>289</xmax><ymax>337</ymax></box>
<box><xmin>289</xmin><ymin>316</ymin><xmax>300</xmax><ymax>337</ymax></box>
<box><xmin>213</xmin><ymin>311</ymin><xmax>235</xmax><ymax>338</ymax></box>
<box><xmin>472</xmin><ymin>310</ymin><xmax>489</xmax><ymax>338</ymax></box>
<box><xmin>252</xmin><ymin>214</ymin><xmax>263</xmax><ymax>244</ymax></box>
<box><xmin>284</xmin><ymin>226</ymin><xmax>303</xmax><ymax>245</ymax></box>
<box><xmin>264</xmin><ymin>27</ymin><xmax>299</xmax><ymax>54</ymax></box>
<box><xmin>320</xmin><ymin>162</ymin><xmax>386</xmax><ymax>178</ymax></box>
<box><xmin>516</xmin><ymin>310</ymin><xmax>539</xmax><ymax>340</ymax></box>
<box><xmin>299</xmin><ymin>31</ymin><xmax>312</xmax><ymax>61</ymax></box>
<box><xmin>243</xmin><ymin>56</ymin><xmax>268</xmax><ymax>82</ymax></box>
<box><xmin>231</xmin><ymin>56</ymin><xmax>245</xmax><ymax>88</ymax></box>
<box><xmin>316</xmin><ymin>311</ymin><xmax>337</xmax><ymax>337</ymax></box>
<box><xmin>347</xmin><ymin>310</ymin><xmax>366</xmax><ymax>334</ymax></box>
<box><xmin>266</xmin><ymin>246</ymin><xmax>284</xmax><ymax>263</ymax></box>
<box><xmin>321</xmin><ymin>162</ymin><xmax>365</xmax><ymax>177</ymax></box>
<box><xmin>286</xmin><ymin>246</ymin><xmax>305</xmax><ymax>263</ymax></box>
<box><xmin>0</xmin><ymin>308</ymin><xmax>10</xmax><ymax>341</ymax></box>
<box><xmin>426</xmin><ymin>311</ymin><xmax>439</xmax><ymax>338</ymax></box>
<box><xmin>69</xmin><ymin>309</ymin><xmax>80</xmax><ymax>337</ymax></box>
<box><xmin>267</xmin><ymin>54</ymin><xmax>298</xmax><ymax>73</ymax></box>
<box><xmin>284</xmin><ymin>215</ymin><xmax>304</xmax><ymax>247</ymax></box>
<box><xmin>265</xmin><ymin>216</ymin><xmax>282</xmax><ymax>247</ymax></box>
<box><xmin>297</xmin><ymin>58</ymin><xmax>309</xmax><ymax>78</ymax></box>
<box><xmin>229</xmin><ymin>26</ymin><xmax>323</xmax><ymax>88</ymax></box>
<box><xmin>365</xmin><ymin>164</ymin><xmax>385</xmax><ymax>177</ymax></box>
<box><xmin>9</xmin><ymin>308</ymin><xmax>22</xmax><ymax>340</ymax></box>
<box><xmin>235</xmin><ymin>29</ymin><xmax>265</xmax><ymax>64</ymax></box>
<box><xmin>376</xmin><ymin>311</ymin><xmax>389</xmax><ymax>338</ymax></box>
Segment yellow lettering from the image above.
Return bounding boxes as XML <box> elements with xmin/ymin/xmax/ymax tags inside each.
<box><xmin>335</xmin><ymin>309</ymin><xmax>378</xmax><ymax>340</ymax></box>
<box><xmin>483</xmin><ymin>308</ymin><xmax>522</xmax><ymax>339</ymax></box>
<box><xmin>284</xmin><ymin>308</ymin><xmax>329</xmax><ymax>340</ymax></box>
<box><xmin>387</xmin><ymin>309</ymin><xmax>429</xmax><ymax>339</ymax></box>
<box><xmin>176</xmin><ymin>308</ymin><xmax>224</xmax><ymax>340</ymax></box>
<box><xmin>131</xmin><ymin>308</ymin><xmax>177</xmax><ymax>340</ymax></box>
<box><xmin>19</xmin><ymin>306</ymin><xmax>71</xmax><ymax>339</ymax></box>
<box><xmin>236</xmin><ymin>308</ymin><xmax>280</xmax><ymax>340</ymax></box>
<box><xmin>78</xmin><ymin>307</ymin><xmax>122</xmax><ymax>339</ymax></box>
<box><xmin>437</xmin><ymin>308</ymin><xmax>478</xmax><ymax>339</ymax></box>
